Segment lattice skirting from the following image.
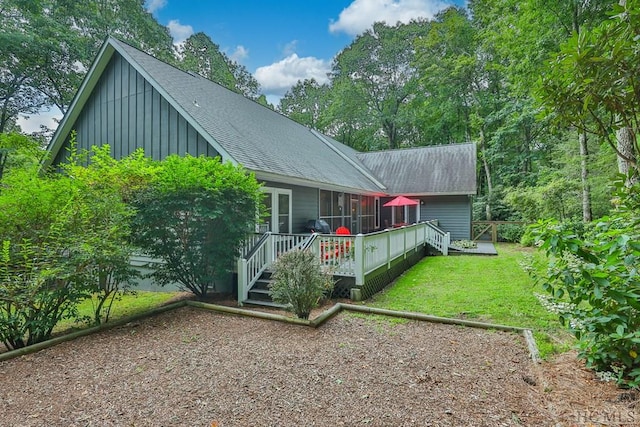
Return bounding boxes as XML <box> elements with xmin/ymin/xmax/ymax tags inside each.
<box><xmin>332</xmin><ymin>276</ymin><xmax>355</xmax><ymax>299</ymax></box>
<box><xmin>359</xmin><ymin>247</ymin><xmax>427</xmax><ymax>300</ymax></box>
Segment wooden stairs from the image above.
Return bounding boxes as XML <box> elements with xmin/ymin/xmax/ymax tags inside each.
<box><xmin>243</xmin><ymin>270</ymin><xmax>287</xmax><ymax>308</ymax></box>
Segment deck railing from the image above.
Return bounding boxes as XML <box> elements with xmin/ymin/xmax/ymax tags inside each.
<box><xmin>237</xmin><ymin>232</ymin><xmax>314</xmax><ymax>302</ymax></box>
<box><xmin>237</xmin><ymin>222</ymin><xmax>450</xmax><ymax>302</ymax></box>
<box><xmin>423</xmin><ymin>221</ymin><xmax>450</xmax><ymax>256</ymax></box>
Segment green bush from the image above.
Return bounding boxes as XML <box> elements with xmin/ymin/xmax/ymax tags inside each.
<box><xmin>529</xmin><ymin>177</ymin><xmax>640</xmax><ymax>387</ymax></box>
<box><xmin>132</xmin><ymin>154</ymin><xmax>262</xmax><ymax>298</ymax></box>
<box><xmin>0</xmin><ymin>142</ymin><xmax>148</xmax><ymax>349</ymax></box>
<box><xmin>268</xmin><ymin>250</ymin><xmax>334</xmax><ymax>319</ymax></box>
<box><xmin>497</xmin><ymin>223</ymin><xmax>525</xmax><ymax>243</ymax></box>
<box><xmin>520</xmin><ymin>227</ymin><xmax>536</xmax><ymax>247</ymax></box>
<box><xmin>0</xmin><ymin>239</ymin><xmax>92</xmax><ymax>350</ymax></box>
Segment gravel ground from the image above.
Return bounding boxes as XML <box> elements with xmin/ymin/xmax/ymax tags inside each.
<box><xmin>0</xmin><ymin>305</ymin><xmax>636</xmax><ymax>426</ymax></box>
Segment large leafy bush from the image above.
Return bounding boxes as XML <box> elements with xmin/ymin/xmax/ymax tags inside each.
<box><xmin>131</xmin><ymin>155</ymin><xmax>262</xmax><ymax>299</ymax></box>
<box><xmin>0</xmin><ymin>141</ymin><xmax>148</xmax><ymax>349</ymax></box>
<box><xmin>529</xmin><ymin>177</ymin><xmax>640</xmax><ymax>387</ymax></box>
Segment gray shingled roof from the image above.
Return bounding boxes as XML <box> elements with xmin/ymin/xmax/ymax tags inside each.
<box><xmin>357</xmin><ymin>144</ymin><xmax>477</xmax><ymax>195</ymax></box>
<box><xmin>111</xmin><ymin>39</ymin><xmax>385</xmax><ymax>194</ymax></box>
<box><xmin>47</xmin><ymin>38</ymin><xmax>476</xmax><ymax>197</ymax></box>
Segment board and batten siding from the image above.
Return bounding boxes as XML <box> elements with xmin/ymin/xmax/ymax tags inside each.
<box><xmin>420</xmin><ymin>195</ymin><xmax>472</xmax><ymax>241</ymax></box>
<box><xmin>262</xmin><ymin>181</ymin><xmax>319</xmax><ymax>233</ymax></box>
<box><xmin>54</xmin><ymin>52</ymin><xmax>218</xmax><ymax>165</ymax></box>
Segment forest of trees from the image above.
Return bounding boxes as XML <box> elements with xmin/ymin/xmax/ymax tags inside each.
<box><xmin>1</xmin><ymin>0</ymin><xmax>638</xmax><ymax>224</ymax></box>
<box><xmin>280</xmin><ymin>1</ymin><xmax>638</xmax><ymax>224</ymax></box>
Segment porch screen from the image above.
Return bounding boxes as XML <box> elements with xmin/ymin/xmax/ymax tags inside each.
<box><xmin>319</xmin><ymin>190</ymin><xmax>344</xmax><ymax>232</ymax></box>
<box><xmin>319</xmin><ymin>190</ymin><xmax>375</xmax><ymax>234</ymax></box>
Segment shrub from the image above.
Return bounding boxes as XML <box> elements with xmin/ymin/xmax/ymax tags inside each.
<box><xmin>131</xmin><ymin>154</ymin><xmax>262</xmax><ymax>298</ymax></box>
<box><xmin>498</xmin><ymin>223</ymin><xmax>525</xmax><ymax>243</ymax></box>
<box><xmin>520</xmin><ymin>226</ymin><xmax>536</xmax><ymax>247</ymax></box>
<box><xmin>529</xmin><ymin>177</ymin><xmax>640</xmax><ymax>388</ymax></box>
<box><xmin>268</xmin><ymin>250</ymin><xmax>334</xmax><ymax>319</ymax></box>
<box><xmin>0</xmin><ymin>236</ymin><xmax>92</xmax><ymax>350</ymax></box>
<box><xmin>0</xmin><ymin>143</ymin><xmax>147</xmax><ymax>349</ymax></box>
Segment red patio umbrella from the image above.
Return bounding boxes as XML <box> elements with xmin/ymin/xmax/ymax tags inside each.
<box><xmin>383</xmin><ymin>195</ymin><xmax>419</xmax><ymax>207</ymax></box>
<box><xmin>383</xmin><ymin>195</ymin><xmax>419</xmax><ymax>226</ymax></box>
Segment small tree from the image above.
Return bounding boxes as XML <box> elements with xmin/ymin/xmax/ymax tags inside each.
<box><xmin>61</xmin><ymin>145</ymin><xmax>154</xmax><ymax>324</ymax></box>
<box><xmin>268</xmin><ymin>250</ymin><xmax>335</xmax><ymax>319</ymax></box>
<box><xmin>0</xmin><ymin>166</ymin><xmax>95</xmax><ymax>349</ymax></box>
<box><xmin>131</xmin><ymin>154</ymin><xmax>262</xmax><ymax>299</ymax></box>
<box><xmin>0</xmin><ymin>141</ymin><xmax>149</xmax><ymax>349</ymax></box>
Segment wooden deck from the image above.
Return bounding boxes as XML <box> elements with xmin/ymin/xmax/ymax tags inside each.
<box><xmin>237</xmin><ymin>222</ymin><xmax>451</xmax><ymax>305</ymax></box>
<box><xmin>449</xmin><ymin>242</ymin><xmax>497</xmax><ymax>255</ymax></box>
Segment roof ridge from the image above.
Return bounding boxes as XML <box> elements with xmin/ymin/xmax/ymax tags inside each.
<box><xmin>309</xmin><ymin>129</ymin><xmax>386</xmax><ymax>191</ymax></box>
<box><xmin>358</xmin><ymin>142</ymin><xmax>475</xmax><ymax>156</ymax></box>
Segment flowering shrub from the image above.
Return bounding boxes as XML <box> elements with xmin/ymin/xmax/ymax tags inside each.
<box><xmin>528</xmin><ymin>177</ymin><xmax>640</xmax><ymax>388</ymax></box>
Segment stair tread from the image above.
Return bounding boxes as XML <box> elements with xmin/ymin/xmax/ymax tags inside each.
<box><xmin>248</xmin><ymin>288</ymin><xmax>270</xmax><ymax>295</ymax></box>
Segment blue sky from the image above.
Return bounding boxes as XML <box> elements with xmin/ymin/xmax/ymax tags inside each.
<box><xmin>21</xmin><ymin>0</ymin><xmax>465</xmax><ymax>132</ymax></box>
<box><xmin>149</xmin><ymin>0</ymin><xmax>465</xmax><ymax>104</ymax></box>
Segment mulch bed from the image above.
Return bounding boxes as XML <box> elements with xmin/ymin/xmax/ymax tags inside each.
<box><xmin>0</xmin><ymin>303</ymin><xmax>637</xmax><ymax>426</ymax></box>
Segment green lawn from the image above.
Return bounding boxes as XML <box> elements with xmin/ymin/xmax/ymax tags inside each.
<box><xmin>51</xmin><ymin>244</ymin><xmax>571</xmax><ymax>358</ymax></box>
<box><xmin>367</xmin><ymin>243</ymin><xmax>573</xmax><ymax>358</ymax></box>
<box><xmin>54</xmin><ymin>291</ymin><xmax>182</xmax><ymax>334</ymax></box>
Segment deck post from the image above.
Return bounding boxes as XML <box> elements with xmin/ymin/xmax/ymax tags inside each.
<box><xmin>403</xmin><ymin>226</ymin><xmax>408</xmax><ymax>259</ymax></box>
<box><xmin>354</xmin><ymin>233</ymin><xmax>365</xmax><ymax>286</ymax></box>
<box><xmin>443</xmin><ymin>232</ymin><xmax>450</xmax><ymax>256</ymax></box>
<box><xmin>265</xmin><ymin>232</ymin><xmax>274</xmax><ymax>265</ymax></box>
<box><xmin>386</xmin><ymin>229</ymin><xmax>392</xmax><ymax>268</ymax></box>
<box><xmin>237</xmin><ymin>258</ymin><xmax>248</xmax><ymax>305</ymax></box>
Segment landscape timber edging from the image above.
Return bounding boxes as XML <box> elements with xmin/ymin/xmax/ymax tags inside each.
<box><xmin>0</xmin><ymin>300</ymin><xmax>540</xmax><ymax>364</ymax></box>
<box><xmin>0</xmin><ymin>301</ymin><xmax>189</xmax><ymax>362</ymax></box>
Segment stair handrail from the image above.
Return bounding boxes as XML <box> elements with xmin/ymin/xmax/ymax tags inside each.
<box><xmin>300</xmin><ymin>232</ymin><xmax>319</xmax><ymax>251</ymax></box>
<box><xmin>423</xmin><ymin>220</ymin><xmax>450</xmax><ymax>256</ymax></box>
<box><xmin>243</xmin><ymin>232</ymin><xmax>270</xmax><ymax>260</ymax></box>
<box><xmin>238</xmin><ymin>232</ymin><xmax>273</xmax><ymax>302</ymax></box>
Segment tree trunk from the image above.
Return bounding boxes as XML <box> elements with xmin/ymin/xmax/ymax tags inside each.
<box><xmin>479</xmin><ymin>128</ymin><xmax>493</xmax><ymax>221</ymax></box>
<box><xmin>616</xmin><ymin>126</ymin><xmax>636</xmax><ymax>178</ymax></box>
<box><xmin>579</xmin><ymin>131</ymin><xmax>592</xmax><ymax>222</ymax></box>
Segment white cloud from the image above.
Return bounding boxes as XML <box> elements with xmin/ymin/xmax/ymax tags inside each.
<box><xmin>17</xmin><ymin>107</ymin><xmax>62</xmax><ymax>134</ymax></box>
<box><xmin>229</xmin><ymin>45</ymin><xmax>249</xmax><ymax>63</ymax></box>
<box><xmin>145</xmin><ymin>0</ymin><xmax>167</xmax><ymax>14</ymax></box>
<box><xmin>167</xmin><ymin>19</ymin><xmax>194</xmax><ymax>45</ymax></box>
<box><xmin>282</xmin><ymin>40</ymin><xmax>298</xmax><ymax>57</ymax></box>
<box><xmin>329</xmin><ymin>0</ymin><xmax>450</xmax><ymax>35</ymax></box>
<box><xmin>254</xmin><ymin>54</ymin><xmax>331</xmax><ymax>97</ymax></box>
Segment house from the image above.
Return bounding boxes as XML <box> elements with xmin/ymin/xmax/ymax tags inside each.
<box><xmin>45</xmin><ymin>37</ymin><xmax>477</xmax><ymax>302</ymax></box>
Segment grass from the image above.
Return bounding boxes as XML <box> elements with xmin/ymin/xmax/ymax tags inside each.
<box><xmin>367</xmin><ymin>243</ymin><xmax>574</xmax><ymax>358</ymax></box>
<box><xmin>54</xmin><ymin>291</ymin><xmax>182</xmax><ymax>334</ymax></box>
<box><xmin>49</xmin><ymin>245</ymin><xmax>571</xmax><ymax>358</ymax></box>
